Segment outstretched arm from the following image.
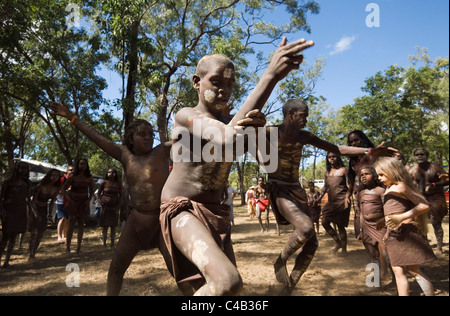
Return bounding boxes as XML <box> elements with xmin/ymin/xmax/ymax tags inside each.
<box><xmin>304</xmin><ymin>133</ymin><xmax>399</xmax><ymax>158</ymax></box>
<box><xmin>228</xmin><ymin>37</ymin><xmax>314</xmax><ymax>127</ymax></box>
<box><xmin>50</xmin><ymin>102</ymin><xmax>123</xmax><ymax>162</ymax></box>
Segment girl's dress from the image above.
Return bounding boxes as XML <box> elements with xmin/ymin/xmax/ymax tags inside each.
<box><xmin>383</xmin><ymin>193</ymin><xmax>435</xmax><ymax>266</ymax></box>
<box><xmin>321</xmin><ymin>174</ymin><xmax>350</xmax><ymax>227</ymax></box>
<box><xmin>2</xmin><ymin>180</ymin><xmax>29</xmax><ymax>233</ymax></box>
<box><xmin>98</xmin><ymin>181</ymin><xmax>121</xmax><ymax>227</ymax></box>
<box><xmin>360</xmin><ymin>189</ymin><xmax>386</xmax><ymax>245</ymax></box>
<box><xmin>66</xmin><ymin>177</ymin><xmax>91</xmax><ymax>219</ymax></box>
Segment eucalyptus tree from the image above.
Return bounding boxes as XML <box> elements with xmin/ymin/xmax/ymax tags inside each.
<box><xmin>92</xmin><ymin>0</ymin><xmax>320</xmax><ymax>142</ymax></box>
<box><xmin>338</xmin><ymin>49</ymin><xmax>449</xmax><ymax>166</ymax></box>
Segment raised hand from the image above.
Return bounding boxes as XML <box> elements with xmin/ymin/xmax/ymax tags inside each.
<box><xmin>49</xmin><ymin>101</ymin><xmax>73</xmax><ymax>119</ymax></box>
<box><xmin>265</xmin><ymin>37</ymin><xmax>315</xmax><ymax>82</ymax></box>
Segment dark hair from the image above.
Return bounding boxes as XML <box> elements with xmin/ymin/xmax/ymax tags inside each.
<box><xmin>282</xmin><ymin>99</ymin><xmax>308</xmax><ymax>118</ymax></box>
<box><xmin>10</xmin><ymin>161</ymin><xmax>30</xmax><ymax>180</ymax></box>
<box><xmin>73</xmin><ymin>158</ymin><xmax>92</xmax><ymax>177</ymax></box>
<box><xmin>104</xmin><ymin>168</ymin><xmax>119</xmax><ymax>182</ymax></box>
<box><xmin>347</xmin><ymin>130</ymin><xmax>375</xmax><ymax>184</ymax></box>
<box><xmin>347</xmin><ymin>130</ymin><xmax>374</xmax><ymax>148</ymax></box>
<box><xmin>40</xmin><ymin>169</ymin><xmax>61</xmax><ymax>187</ymax></box>
<box><xmin>123</xmin><ymin>119</ymin><xmax>153</xmax><ymax>152</ymax></box>
<box><xmin>1</xmin><ymin>161</ymin><xmax>31</xmax><ymax>197</ymax></box>
<box><xmin>412</xmin><ymin>147</ymin><xmax>429</xmax><ymax>158</ymax></box>
<box><xmin>358</xmin><ymin>165</ymin><xmax>383</xmax><ymax>188</ymax></box>
<box><xmin>325</xmin><ymin>152</ymin><xmax>345</xmax><ymax>172</ymax></box>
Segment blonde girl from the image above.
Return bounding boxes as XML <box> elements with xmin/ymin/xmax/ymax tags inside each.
<box><xmin>374</xmin><ymin>157</ymin><xmax>435</xmax><ymax>296</ymax></box>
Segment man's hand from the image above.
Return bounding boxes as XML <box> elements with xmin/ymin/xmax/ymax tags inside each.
<box><xmin>439</xmin><ymin>172</ymin><xmax>449</xmax><ymax>183</ymax></box>
<box><xmin>370</xmin><ymin>141</ymin><xmax>400</xmax><ymax>158</ymax></box>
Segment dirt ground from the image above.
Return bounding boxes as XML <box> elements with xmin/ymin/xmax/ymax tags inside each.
<box><xmin>0</xmin><ymin>202</ymin><xmax>448</xmax><ymax>296</ymax></box>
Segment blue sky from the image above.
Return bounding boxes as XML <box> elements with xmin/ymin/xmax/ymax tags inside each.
<box><xmin>99</xmin><ymin>0</ymin><xmax>449</xmax><ymax>112</ymax></box>
<box><xmin>294</xmin><ymin>0</ymin><xmax>450</xmax><ymax>109</ymax></box>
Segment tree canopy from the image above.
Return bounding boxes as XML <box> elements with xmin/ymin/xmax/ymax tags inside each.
<box><xmin>1</xmin><ymin>1</ymin><xmax>448</xmax><ymax>186</ymax></box>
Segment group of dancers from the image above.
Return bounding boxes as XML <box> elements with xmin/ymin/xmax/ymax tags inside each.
<box><xmin>1</xmin><ymin>37</ymin><xmax>448</xmax><ymax>296</ymax></box>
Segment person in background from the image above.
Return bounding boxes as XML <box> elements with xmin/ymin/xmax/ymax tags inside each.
<box><xmin>0</xmin><ymin>161</ymin><xmax>32</xmax><ymax>268</ymax></box>
<box><xmin>307</xmin><ymin>181</ymin><xmax>321</xmax><ymax>235</ymax></box>
<box><xmin>245</xmin><ymin>186</ymin><xmax>256</xmax><ymax>219</ymax></box>
<box><xmin>222</xmin><ymin>180</ymin><xmax>238</xmax><ymax>226</ymax></box>
<box><xmin>93</xmin><ymin>178</ymin><xmax>105</xmax><ymax>224</ymax></box>
<box><xmin>318</xmin><ymin>152</ymin><xmax>351</xmax><ymax>255</ymax></box>
<box><xmin>98</xmin><ymin>168</ymin><xmax>122</xmax><ymax>249</ymax></box>
<box><xmin>29</xmin><ymin>168</ymin><xmax>61</xmax><ymax>260</ymax></box>
<box><xmin>61</xmin><ymin>158</ymin><xmax>94</xmax><ymax>256</ymax></box>
<box><xmin>346</xmin><ymin>130</ymin><xmax>377</xmax><ymax>240</ymax></box>
<box><xmin>56</xmin><ymin>165</ymin><xmax>73</xmax><ymax>243</ymax></box>
<box><xmin>408</xmin><ymin>147</ymin><xmax>449</xmax><ymax>256</ymax></box>
<box><xmin>255</xmin><ymin>176</ymin><xmax>271</xmax><ymax>233</ymax></box>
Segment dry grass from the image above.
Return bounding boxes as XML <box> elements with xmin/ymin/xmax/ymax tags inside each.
<box><xmin>0</xmin><ymin>201</ymin><xmax>448</xmax><ymax>296</ymax></box>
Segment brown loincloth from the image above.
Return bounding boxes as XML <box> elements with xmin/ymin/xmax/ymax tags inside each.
<box><xmin>159</xmin><ymin>197</ymin><xmax>235</xmax><ymax>284</ymax></box>
<box><xmin>266</xmin><ymin>181</ymin><xmax>309</xmax><ymax>226</ymax></box>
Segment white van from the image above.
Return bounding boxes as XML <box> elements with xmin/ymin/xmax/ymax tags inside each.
<box><xmin>314</xmin><ymin>179</ymin><xmax>325</xmax><ymax>189</ymax></box>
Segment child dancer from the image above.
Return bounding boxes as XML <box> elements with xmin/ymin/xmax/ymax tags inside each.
<box><xmin>0</xmin><ymin>162</ymin><xmax>32</xmax><ymax>268</ymax></box>
<box><xmin>358</xmin><ymin>165</ymin><xmax>389</xmax><ymax>281</ymax></box>
<box><xmin>374</xmin><ymin>157</ymin><xmax>435</xmax><ymax>296</ymax></box>
<box><xmin>319</xmin><ymin>153</ymin><xmax>351</xmax><ymax>255</ymax></box>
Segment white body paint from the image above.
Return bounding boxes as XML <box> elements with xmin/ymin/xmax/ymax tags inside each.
<box><xmin>204</xmin><ymin>90</ymin><xmax>216</xmax><ymax>104</ymax></box>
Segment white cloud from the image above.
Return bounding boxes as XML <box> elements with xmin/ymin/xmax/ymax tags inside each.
<box><xmin>329</xmin><ymin>36</ymin><xmax>356</xmax><ymax>56</ymax></box>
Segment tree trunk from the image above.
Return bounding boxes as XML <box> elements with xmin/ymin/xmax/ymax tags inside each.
<box><xmin>236</xmin><ymin>155</ymin><xmax>247</xmax><ymax>206</ymax></box>
<box><xmin>0</xmin><ymin>101</ymin><xmax>15</xmax><ymax>171</ymax></box>
<box><xmin>123</xmin><ymin>20</ymin><xmax>140</xmax><ymax>131</ymax></box>
<box><xmin>156</xmin><ymin>94</ymin><xmax>169</xmax><ymax>143</ymax></box>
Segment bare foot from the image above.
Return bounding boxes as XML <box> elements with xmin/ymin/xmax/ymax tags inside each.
<box><xmin>274</xmin><ymin>255</ymin><xmax>291</xmax><ymax>287</ymax></box>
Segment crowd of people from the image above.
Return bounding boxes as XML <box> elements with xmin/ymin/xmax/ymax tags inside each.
<box><xmin>0</xmin><ymin>160</ymin><xmax>123</xmax><ymax>266</ymax></box>
<box><xmin>0</xmin><ymin>37</ymin><xmax>448</xmax><ymax>296</ymax></box>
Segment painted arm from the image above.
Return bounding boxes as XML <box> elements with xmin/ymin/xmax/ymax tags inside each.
<box><xmin>49</xmin><ymin>102</ymin><xmax>123</xmax><ymax>162</ymax></box>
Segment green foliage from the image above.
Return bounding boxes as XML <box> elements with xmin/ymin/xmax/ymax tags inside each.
<box><xmin>5</xmin><ymin>1</ymin><xmax>447</xmax><ymax>188</ymax></box>
<box><xmin>338</xmin><ymin>49</ymin><xmax>449</xmax><ymax>166</ymax></box>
